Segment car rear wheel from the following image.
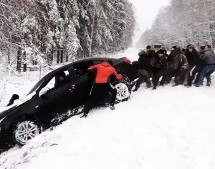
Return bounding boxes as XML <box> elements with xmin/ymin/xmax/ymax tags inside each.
<box><xmin>12</xmin><ymin>120</ymin><xmax>42</xmax><ymax>145</ymax></box>
<box><xmin>119</xmin><ymin>75</ymin><xmax>132</xmax><ymax>91</ymax></box>
<box><xmin>115</xmin><ymin>82</ymin><xmax>130</xmax><ymax>102</ymax></box>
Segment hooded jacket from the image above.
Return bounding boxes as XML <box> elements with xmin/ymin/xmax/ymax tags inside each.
<box><xmin>88</xmin><ymin>62</ymin><xmax>123</xmax><ymax>84</ymax></box>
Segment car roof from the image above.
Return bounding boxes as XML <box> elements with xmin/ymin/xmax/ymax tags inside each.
<box><xmin>48</xmin><ymin>57</ymin><xmax>116</xmax><ymax>76</ymax></box>
<box><xmin>28</xmin><ymin>57</ymin><xmax>118</xmax><ymax>94</ymax></box>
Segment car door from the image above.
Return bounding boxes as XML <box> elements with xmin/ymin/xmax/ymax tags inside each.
<box><xmin>35</xmin><ymin>70</ymin><xmax>75</xmax><ymax>125</ymax></box>
<box><xmin>71</xmin><ymin>61</ymin><xmax>95</xmax><ymax>104</ymax></box>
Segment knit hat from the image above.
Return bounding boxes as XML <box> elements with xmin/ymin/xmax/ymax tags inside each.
<box><xmin>156</xmin><ymin>49</ymin><xmax>165</xmax><ymax>55</ymax></box>
<box><xmin>146</xmin><ymin>45</ymin><xmax>151</xmax><ymax>50</ymax></box>
<box><xmin>186</xmin><ymin>44</ymin><xmax>191</xmax><ymax>49</ymax></box>
<box><xmin>188</xmin><ymin>44</ymin><xmax>194</xmax><ymax>49</ymax></box>
<box><xmin>172</xmin><ymin>46</ymin><xmax>177</xmax><ymax>50</ymax></box>
<box><xmin>200</xmin><ymin>46</ymin><xmax>205</xmax><ymax>50</ymax></box>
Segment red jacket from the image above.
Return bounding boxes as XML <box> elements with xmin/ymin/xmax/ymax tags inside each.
<box><xmin>88</xmin><ymin>62</ymin><xmax>123</xmax><ymax>83</ymax></box>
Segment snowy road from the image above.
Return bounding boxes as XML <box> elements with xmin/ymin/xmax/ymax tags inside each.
<box><xmin>1</xmin><ymin>48</ymin><xmax>215</xmax><ymax>169</ymax></box>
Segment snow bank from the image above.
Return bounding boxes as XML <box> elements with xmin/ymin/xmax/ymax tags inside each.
<box><xmin>1</xmin><ymin>48</ymin><xmax>215</xmax><ymax>169</ymax></box>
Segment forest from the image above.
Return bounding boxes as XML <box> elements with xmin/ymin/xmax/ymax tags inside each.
<box><xmin>0</xmin><ymin>0</ymin><xmax>135</xmax><ymax>72</ymax></box>
<box><xmin>138</xmin><ymin>0</ymin><xmax>215</xmax><ymax>49</ymax></box>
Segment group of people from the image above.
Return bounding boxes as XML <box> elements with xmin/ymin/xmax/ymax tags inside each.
<box><xmin>54</xmin><ymin>44</ymin><xmax>215</xmax><ymax>118</ymax></box>
<box><xmin>9</xmin><ymin>45</ymin><xmax>214</xmax><ymax>118</ymax></box>
<box><xmin>133</xmin><ymin>44</ymin><xmax>215</xmax><ymax>90</ymax></box>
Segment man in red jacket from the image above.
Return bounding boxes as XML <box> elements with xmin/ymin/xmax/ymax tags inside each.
<box><xmin>80</xmin><ymin>61</ymin><xmax>123</xmax><ymax>118</ymax></box>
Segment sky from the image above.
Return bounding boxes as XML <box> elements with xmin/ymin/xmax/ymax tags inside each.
<box><xmin>129</xmin><ymin>0</ymin><xmax>170</xmax><ymax>43</ymax></box>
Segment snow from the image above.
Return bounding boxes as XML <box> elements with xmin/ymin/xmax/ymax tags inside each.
<box><xmin>1</xmin><ymin>48</ymin><xmax>215</xmax><ymax>169</ymax></box>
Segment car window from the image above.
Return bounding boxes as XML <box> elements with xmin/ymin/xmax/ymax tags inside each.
<box><xmin>73</xmin><ymin>61</ymin><xmax>94</xmax><ymax>77</ymax></box>
<box><xmin>39</xmin><ymin>77</ymin><xmax>55</xmax><ymax>96</ymax></box>
<box><xmin>93</xmin><ymin>60</ymin><xmax>103</xmax><ymax>65</ymax></box>
<box><xmin>39</xmin><ymin>70</ymin><xmax>70</xmax><ymax>96</ymax></box>
<box><xmin>54</xmin><ymin>70</ymin><xmax>71</xmax><ymax>87</ymax></box>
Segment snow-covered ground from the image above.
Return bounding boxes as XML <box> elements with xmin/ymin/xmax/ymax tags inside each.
<box><xmin>1</xmin><ymin>48</ymin><xmax>215</xmax><ymax>169</ymax></box>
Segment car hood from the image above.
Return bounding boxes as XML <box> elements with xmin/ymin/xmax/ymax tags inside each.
<box><xmin>0</xmin><ymin>105</ymin><xmax>18</xmax><ymax>120</ymax></box>
<box><xmin>0</xmin><ymin>92</ymin><xmax>36</xmax><ymax>120</ymax></box>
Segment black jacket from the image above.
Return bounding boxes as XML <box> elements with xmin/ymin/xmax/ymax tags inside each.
<box><xmin>185</xmin><ymin>49</ymin><xmax>201</xmax><ymax>66</ymax></box>
<box><xmin>137</xmin><ymin>51</ymin><xmax>153</xmax><ymax>70</ymax></box>
<box><xmin>153</xmin><ymin>55</ymin><xmax>168</xmax><ymax>72</ymax></box>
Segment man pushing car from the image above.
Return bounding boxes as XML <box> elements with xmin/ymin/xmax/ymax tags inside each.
<box><xmin>80</xmin><ymin>60</ymin><xmax>123</xmax><ymax>118</ymax></box>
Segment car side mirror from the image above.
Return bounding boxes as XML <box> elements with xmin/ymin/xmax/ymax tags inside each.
<box><xmin>40</xmin><ymin>94</ymin><xmax>48</xmax><ymax>100</ymax></box>
<box><xmin>7</xmin><ymin>94</ymin><xmax>19</xmax><ymax>106</ymax></box>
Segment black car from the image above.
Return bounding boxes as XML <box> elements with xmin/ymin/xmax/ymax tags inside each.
<box><xmin>0</xmin><ymin>57</ymin><xmax>136</xmax><ymax>151</ymax></box>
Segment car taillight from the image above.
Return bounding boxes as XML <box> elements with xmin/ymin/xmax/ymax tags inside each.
<box><xmin>124</xmin><ymin>58</ymin><xmax>131</xmax><ymax>64</ymax></box>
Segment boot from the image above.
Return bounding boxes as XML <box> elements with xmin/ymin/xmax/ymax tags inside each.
<box><xmin>206</xmin><ymin>77</ymin><xmax>211</xmax><ymax>87</ymax></box>
<box><xmin>110</xmin><ymin>105</ymin><xmax>115</xmax><ymax>110</ymax></box>
<box><xmin>80</xmin><ymin>113</ymin><xmax>88</xmax><ymax>118</ymax></box>
<box><xmin>206</xmin><ymin>81</ymin><xmax>211</xmax><ymax>87</ymax></box>
<box><xmin>146</xmin><ymin>80</ymin><xmax>151</xmax><ymax>88</ymax></box>
<box><xmin>110</xmin><ymin>103</ymin><xmax>115</xmax><ymax>110</ymax></box>
<box><xmin>133</xmin><ymin>79</ymin><xmax>141</xmax><ymax>91</ymax></box>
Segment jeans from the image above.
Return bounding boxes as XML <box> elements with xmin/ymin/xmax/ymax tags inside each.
<box><xmin>197</xmin><ymin>64</ymin><xmax>215</xmax><ymax>86</ymax></box>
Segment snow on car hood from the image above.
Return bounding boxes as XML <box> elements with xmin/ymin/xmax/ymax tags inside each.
<box><xmin>0</xmin><ymin>92</ymin><xmax>36</xmax><ymax>114</ymax></box>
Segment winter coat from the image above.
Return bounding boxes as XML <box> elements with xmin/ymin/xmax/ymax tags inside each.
<box><xmin>137</xmin><ymin>50</ymin><xmax>153</xmax><ymax>70</ymax></box>
<box><xmin>88</xmin><ymin>62</ymin><xmax>123</xmax><ymax>84</ymax></box>
<box><xmin>168</xmin><ymin>51</ymin><xmax>181</xmax><ymax>70</ymax></box>
<box><xmin>179</xmin><ymin>54</ymin><xmax>189</xmax><ymax>70</ymax></box>
<box><xmin>201</xmin><ymin>50</ymin><xmax>215</xmax><ymax>65</ymax></box>
<box><xmin>153</xmin><ymin>55</ymin><xmax>168</xmax><ymax>72</ymax></box>
<box><xmin>168</xmin><ymin>51</ymin><xmax>188</xmax><ymax>70</ymax></box>
<box><xmin>185</xmin><ymin>49</ymin><xmax>201</xmax><ymax>66</ymax></box>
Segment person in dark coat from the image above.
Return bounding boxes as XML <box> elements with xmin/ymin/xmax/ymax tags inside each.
<box><xmin>166</xmin><ymin>46</ymin><xmax>180</xmax><ymax>83</ymax></box>
<box><xmin>54</xmin><ymin>71</ymin><xmax>70</xmax><ymax>88</ymax></box>
<box><xmin>195</xmin><ymin>45</ymin><xmax>215</xmax><ymax>87</ymax></box>
<box><xmin>132</xmin><ymin>47</ymin><xmax>155</xmax><ymax>91</ymax></box>
<box><xmin>80</xmin><ymin>61</ymin><xmax>123</xmax><ymax>118</ymax></box>
<box><xmin>166</xmin><ymin>46</ymin><xmax>189</xmax><ymax>86</ymax></box>
<box><xmin>184</xmin><ymin>45</ymin><xmax>202</xmax><ymax>86</ymax></box>
<box><xmin>194</xmin><ymin>46</ymin><xmax>211</xmax><ymax>86</ymax></box>
<box><xmin>152</xmin><ymin>49</ymin><xmax>168</xmax><ymax>89</ymax></box>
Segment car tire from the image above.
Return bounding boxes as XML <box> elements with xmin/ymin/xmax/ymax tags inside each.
<box><xmin>119</xmin><ymin>75</ymin><xmax>132</xmax><ymax>91</ymax></box>
<box><xmin>115</xmin><ymin>82</ymin><xmax>130</xmax><ymax>102</ymax></box>
<box><xmin>12</xmin><ymin>119</ymin><xmax>43</xmax><ymax>146</ymax></box>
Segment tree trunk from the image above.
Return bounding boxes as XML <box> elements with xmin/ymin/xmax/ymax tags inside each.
<box><xmin>23</xmin><ymin>51</ymin><xmax>27</xmax><ymax>72</ymax></box>
<box><xmin>7</xmin><ymin>47</ymin><xmax>10</xmax><ymax>64</ymax></box>
<box><xmin>47</xmin><ymin>49</ymin><xmax>54</xmax><ymax>66</ymax></box>
<box><xmin>57</xmin><ymin>49</ymin><xmax>60</xmax><ymax>63</ymax></box>
<box><xmin>60</xmin><ymin>48</ymin><xmax>63</xmax><ymax>63</ymax></box>
<box><xmin>89</xmin><ymin>10</ymin><xmax>96</xmax><ymax>57</ymax></box>
<box><xmin>16</xmin><ymin>47</ymin><xmax>22</xmax><ymax>72</ymax></box>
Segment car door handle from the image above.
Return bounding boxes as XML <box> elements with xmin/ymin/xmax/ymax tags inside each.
<box><xmin>69</xmin><ymin>84</ymin><xmax>75</xmax><ymax>92</ymax></box>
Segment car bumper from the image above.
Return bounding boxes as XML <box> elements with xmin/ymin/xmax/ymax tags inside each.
<box><xmin>0</xmin><ymin>130</ymin><xmax>13</xmax><ymax>151</ymax></box>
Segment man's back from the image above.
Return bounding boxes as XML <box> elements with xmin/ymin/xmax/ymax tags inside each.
<box><xmin>202</xmin><ymin>50</ymin><xmax>215</xmax><ymax>64</ymax></box>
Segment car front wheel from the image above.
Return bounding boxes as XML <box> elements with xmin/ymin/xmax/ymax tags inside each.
<box><xmin>12</xmin><ymin>120</ymin><xmax>42</xmax><ymax>145</ymax></box>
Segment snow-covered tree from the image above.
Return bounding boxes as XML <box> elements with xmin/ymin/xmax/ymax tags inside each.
<box><xmin>0</xmin><ymin>0</ymin><xmax>135</xmax><ymax>71</ymax></box>
<box><xmin>138</xmin><ymin>0</ymin><xmax>215</xmax><ymax>49</ymax></box>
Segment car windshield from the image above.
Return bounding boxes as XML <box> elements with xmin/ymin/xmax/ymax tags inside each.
<box><xmin>28</xmin><ymin>77</ymin><xmax>46</xmax><ymax>95</ymax></box>
<box><xmin>28</xmin><ymin>69</ymin><xmax>71</xmax><ymax>95</ymax></box>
